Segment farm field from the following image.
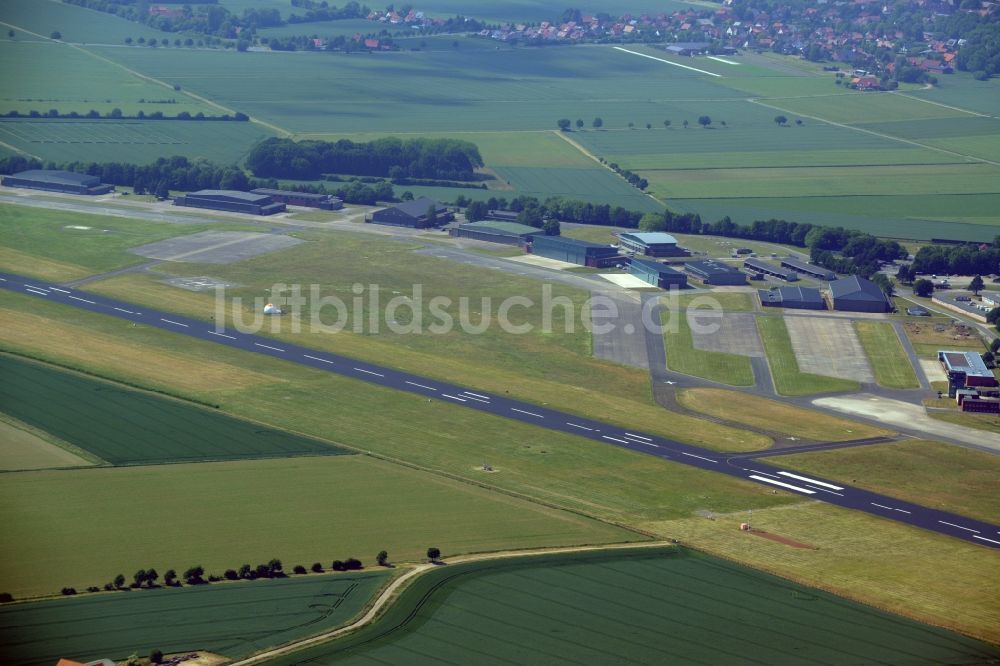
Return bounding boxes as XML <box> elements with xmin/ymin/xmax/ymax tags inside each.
<box><xmin>0</xmin><ymin>416</ymin><xmax>95</xmax><ymax>471</ymax></box>
<box><xmin>0</xmin><ymin>353</ymin><xmax>348</xmax><ymax>465</ymax></box>
<box><xmin>265</xmin><ymin>547</ymin><xmax>1000</xmax><ymax>665</ymax></box>
<box><xmin>854</xmin><ymin>321</ymin><xmax>921</xmax><ymax>389</ymax></box>
<box><xmin>756</xmin><ymin>316</ymin><xmax>859</xmax><ymax>396</ymax></box>
<box><xmin>660</xmin><ymin>310</ymin><xmax>755</xmax><ymax>389</ymax></box>
<box><xmin>776</xmin><ymin>439</ymin><xmax>1000</xmax><ymax>524</ymax></box>
<box><xmin>0</xmin><ymin>40</ymin><xmax>213</xmax><ymax>118</ymax></box>
<box><xmin>1</xmin><ymin>571</ymin><xmax>392</xmax><ymax>666</ymax></box>
<box><xmin>0</xmin><ymin>118</ymin><xmax>273</xmax><ymax>165</ymax></box>
<box><xmin>676</xmin><ymin>389</ymin><xmax>891</xmax><ymax>442</ymax></box>
<box><xmin>0</xmin><ymin>0</ymin><xmax>168</xmax><ymax>44</ymax></box>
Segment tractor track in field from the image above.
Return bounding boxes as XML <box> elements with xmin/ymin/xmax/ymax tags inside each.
<box><xmin>230</xmin><ymin>540</ymin><xmax>673</xmax><ymax>666</ymax></box>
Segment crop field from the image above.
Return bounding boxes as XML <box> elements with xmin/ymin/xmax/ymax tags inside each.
<box><xmin>266</xmin><ymin>547</ymin><xmax>1000</xmax><ymax>665</ymax></box>
<box><xmin>491</xmin><ymin>165</ymin><xmax>659</xmax><ymax>211</ymax></box>
<box><xmin>906</xmin><ymin>73</ymin><xmax>1000</xmax><ymax>117</ymax></box>
<box><xmin>0</xmin><ymin>118</ymin><xmax>273</xmax><ymax>164</ymax></box>
<box><xmin>1</xmin><ymin>571</ymin><xmax>392</xmax><ymax>666</ymax></box>
<box><xmin>756</xmin><ymin>316</ymin><xmax>859</xmax><ymax>396</ymax></box>
<box><xmin>854</xmin><ymin>321</ymin><xmax>920</xmax><ymax>389</ymax></box>
<box><xmin>0</xmin><ymin>41</ymin><xmax>213</xmax><ymax>118</ymax></box>
<box><xmin>0</xmin><ymin>353</ymin><xmax>348</xmax><ymax>465</ymax></box>
<box><xmin>0</xmin><ymin>455</ymin><xmax>635</xmax><ymax>598</ymax></box>
<box><xmin>0</xmin><ymin>415</ymin><xmax>96</xmax><ymax>471</ymax></box>
<box><xmin>0</xmin><ymin>0</ymin><xmax>167</xmax><ymax>44</ymax></box>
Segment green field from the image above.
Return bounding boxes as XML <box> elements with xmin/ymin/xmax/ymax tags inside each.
<box><xmin>265</xmin><ymin>547</ymin><xmax>1000</xmax><ymax>665</ymax></box>
<box><xmin>491</xmin><ymin>165</ymin><xmax>659</xmax><ymax>211</ymax></box>
<box><xmin>776</xmin><ymin>439</ymin><xmax>1000</xmax><ymax>524</ymax></box>
<box><xmin>0</xmin><ymin>353</ymin><xmax>348</xmax><ymax>465</ymax></box>
<box><xmin>854</xmin><ymin>321</ymin><xmax>920</xmax><ymax>389</ymax></box>
<box><xmin>661</xmin><ymin>309</ymin><xmax>755</xmax><ymax>389</ymax></box>
<box><xmin>0</xmin><ymin>118</ymin><xmax>273</xmax><ymax>164</ymax></box>
<box><xmin>0</xmin><ymin>0</ymin><xmax>168</xmax><ymax>44</ymax></box>
<box><xmin>757</xmin><ymin>316</ymin><xmax>859</xmax><ymax>396</ymax></box>
<box><xmin>0</xmin><ymin>454</ymin><xmax>636</xmax><ymax>599</ymax></box>
<box><xmin>1</xmin><ymin>571</ymin><xmax>391</xmax><ymax>666</ymax></box>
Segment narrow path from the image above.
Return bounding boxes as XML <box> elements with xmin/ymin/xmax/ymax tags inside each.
<box><xmin>891</xmin><ymin>320</ymin><xmax>932</xmax><ymax>390</ymax></box>
<box><xmin>230</xmin><ymin>541</ymin><xmax>674</xmax><ymax>666</ymax></box>
<box><xmin>62</xmin><ymin>260</ymin><xmax>161</xmax><ymax>288</ymax></box>
<box><xmin>727</xmin><ymin>435</ymin><xmax>906</xmax><ymax>459</ymax></box>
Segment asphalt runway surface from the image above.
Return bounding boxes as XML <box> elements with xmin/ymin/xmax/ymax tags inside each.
<box><xmin>2</xmin><ymin>270</ymin><xmax>998</xmax><ymax>550</ymax></box>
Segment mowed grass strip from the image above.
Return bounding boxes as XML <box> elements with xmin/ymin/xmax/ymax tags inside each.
<box><xmin>677</xmin><ymin>389</ymin><xmax>891</xmax><ymax>442</ymax></box>
<box><xmin>854</xmin><ymin>321</ymin><xmax>920</xmax><ymax>389</ymax></box>
<box><xmin>0</xmin><ymin>354</ymin><xmax>346</xmax><ymax>465</ymax></box>
<box><xmin>661</xmin><ymin>310</ymin><xmax>754</xmax><ymax>388</ymax></box>
<box><xmin>0</xmin><ymin>571</ymin><xmax>392</xmax><ymax>666</ymax></box>
<box><xmin>757</xmin><ymin>316</ymin><xmax>859</xmax><ymax>396</ymax></box>
<box><xmin>264</xmin><ymin>547</ymin><xmax>1000</xmax><ymax>666</ymax></box>
<box><xmin>774</xmin><ymin>439</ymin><xmax>1000</xmax><ymax>524</ymax></box>
<box><xmin>0</xmin><ymin>456</ymin><xmax>636</xmax><ymax>599</ymax></box>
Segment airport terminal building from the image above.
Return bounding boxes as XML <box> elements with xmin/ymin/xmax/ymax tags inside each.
<box><xmin>1</xmin><ymin>169</ymin><xmax>113</xmax><ymax>195</ymax></box>
<box><xmin>173</xmin><ymin>190</ymin><xmax>286</xmax><ymax>215</ymax></box>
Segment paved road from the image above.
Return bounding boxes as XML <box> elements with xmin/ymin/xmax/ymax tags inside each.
<box><xmin>2</xmin><ymin>271</ymin><xmax>998</xmax><ymax>550</ymax></box>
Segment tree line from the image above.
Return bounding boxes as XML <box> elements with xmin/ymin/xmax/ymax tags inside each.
<box><xmin>908</xmin><ymin>240</ymin><xmax>1000</xmax><ymax>276</ymax></box>
<box><xmin>2</xmin><ymin>109</ymin><xmax>248</xmax><ymax>122</ymax></box>
<box><xmin>246</xmin><ymin>137</ymin><xmax>484</xmax><ymax>182</ymax></box>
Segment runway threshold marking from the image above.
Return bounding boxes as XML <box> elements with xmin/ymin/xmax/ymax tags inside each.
<box><xmin>405</xmin><ymin>380</ymin><xmax>436</xmax><ymax>391</ymax></box>
<box><xmin>303</xmin><ymin>354</ymin><xmax>334</xmax><ymax>364</ymax></box>
<box><xmin>749</xmin><ymin>475</ymin><xmax>816</xmax><ymax>494</ymax></box>
<box><xmin>511</xmin><ymin>408</ymin><xmax>544</xmax><ymax>418</ymax></box>
<box><xmin>939</xmin><ymin>520</ymin><xmax>979</xmax><ymax>534</ymax></box>
<box><xmin>624</xmin><ymin>433</ymin><xmax>652</xmax><ymax>441</ymax></box>
<box><xmin>462</xmin><ymin>391</ymin><xmax>490</xmax><ymax>400</ymax></box>
<box><xmin>777</xmin><ymin>471</ymin><xmax>843</xmax><ymax>490</ymax></box>
<box><xmin>49</xmin><ymin>287</ymin><xmax>70</xmax><ymax>293</ymax></box>
<box><xmin>460</xmin><ymin>394</ymin><xmax>491</xmax><ymax>403</ymax></box>
<box><xmin>442</xmin><ymin>394</ymin><xmax>467</xmax><ymax>402</ymax></box>
<box><xmin>25</xmin><ymin>288</ymin><xmax>49</xmax><ymax>296</ymax></box>
<box><xmin>602</xmin><ymin>435</ymin><xmax>630</xmax><ymax>444</ymax></box>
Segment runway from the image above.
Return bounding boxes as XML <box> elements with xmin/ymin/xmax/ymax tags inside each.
<box><xmin>2</xmin><ymin>271</ymin><xmax>998</xmax><ymax>550</ymax></box>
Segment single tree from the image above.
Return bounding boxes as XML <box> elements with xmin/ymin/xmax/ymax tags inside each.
<box><xmin>682</xmin><ymin>120</ymin><xmax>689</xmax><ymax>128</ymax></box>
<box><xmin>7</xmin><ymin>29</ymin><xmax>14</xmax><ymax>39</ymax></box>
<box><xmin>575</xmin><ymin>118</ymin><xmax>584</xmax><ymax>129</ymax></box>
<box><xmin>987</xmin><ymin>308</ymin><xmax>1000</xmax><ymax>325</ymax></box>
<box><xmin>720</xmin><ymin>120</ymin><xmax>727</xmax><ymax>127</ymax></box>
<box><xmin>627</xmin><ymin>121</ymin><xmax>635</xmax><ymax>129</ymax></box>
<box><xmin>556</xmin><ymin>118</ymin><xmax>571</xmax><ymax>131</ymax></box>
<box><xmin>542</xmin><ymin>218</ymin><xmax>560</xmax><ymax>235</ymax></box>
<box><xmin>293</xmin><ymin>565</ymin><xmax>307</xmax><ymax>574</ymax></box>
<box><xmin>113</xmin><ymin>574</ymin><xmax>126</xmax><ymax>589</ymax></box>
<box><xmin>154</xmin><ymin>180</ymin><xmax>169</xmax><ymax>200</ymax></box>
<box><xmin>345</xmin><ymin>558</ymin><xmax>363</xmax><ymax>570</ymax></box>
<box><xmin>376</xmin><ymin>550</ymin><xmax>389</xmax><ymax>566</ymax></box>
<box><xmin>61</xmin><ymin>587</ymin><xmax>76</xmax><ymax>595</ymax></box>
<box><xmin>255</xmin><ymin>564</ymin><xmax>271</xmax><ymax>579</ymax></box>
<box><xmin>774</xmin><ymin>115</ymin><xmax>788</xmax><ymax>126</ymax></box>
<box><xmin>50</xmin><ymin>31</ymin><xmax>62</xmax><ymax>40</ymax></box>
<box><xmin>970</xmin><ymin>275</ymin><xmax>984</xmax><ymax>296</ymax></box>
<box><xmin>124</xmin><ymin>37</ymin><xmax>133</xmax><ymax>45</ymax></box>
<box><xmin>332</xmin><ymin>560</ymin><xmax>346</xmax><ymax>571</ymax></box>
<box><xmin>145</xmin><ymin>568</ymin><xmax>159</xmax><ymax>587</ymax></box>
<box><xmin>427</xmin><ymin>547</ymin><xmax>441</xmax><ymax>562</ymax></box>
<box><xmin>268</xmin><ymin>558</ymin><xmax>283</xmax><ymax>576</ymax></box>
<box><xmin>645</xmin><ymin>123</ymin><xmax>652</xmax><ymax>129</ymax></box>
<box><xmin>183</xmin><ymin>566</ymin><xmax>205</xmax><ymax>585</ymax></box>
<box><xmin>150</xmin><ymin>650</ymin><xmax>164</xmax><ymax>664</ymax></box>
<box><xmin>872</xmin><ymin>273</ymin><xmax>895</xmax><ymax>298</ymax></box>
<box><xmin>795</xmin><ymin>119</ymin><xmax>803</xmax><ymax>125</ymax></box>
<box><xmin>592</xmin><ymin>117</ymin><xmax>603</xmax><ymax>129</ymax></box>
<box><xmin>466</xmin><ymin>200</ymin><xmax>488</xmax><ymax>222</ymax></box>
<box><xmin>698</xmin><ymin>115</ymin><xmax>712</xmax><ymax>128</ymax></box>
<box><xmin>163</xmin><ymin>569</ymin><xmax>177</xmax><ymax>586</ymax></box>
<box><xmin>913</xmin><ymin>278</ymin><xmax>934</xmax><ymax>297</ymax></box>
<box><xmin>663</xmin><ymin>119</ymin><xmax>671</xmax><ymax>128</ymax></box>
<box><xmin>311</xmin><ymin>562</ymin><xmax>324</xmax><ymax>573</ymax></box>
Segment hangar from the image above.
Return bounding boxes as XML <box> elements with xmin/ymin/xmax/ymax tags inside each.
<box><xmin>780</xmin><ymin>258</ymin><xmax>836</xmax><ymax>281</ymax></box>
<box><xmin>629</xmin><ymin>259</ymin><xmax>688</xmax><ymax>289</ymax></box>
<box><xmin>368</xmin><ymin>197</ymin><xmax>452</xmax><ymax>228</ymax></box>
<box><xmin>1</xmin><ymin>169</ymin><xmax>113</xmax><ymax>195</ymax></box>
<box><xmin>758</xmin><ymin>286</ymin><xmax>826</xmax><ymax>310</ymax></box>
<box><xmin>744</xmin><ymin>257</ymin><xmax>799</xmax><ymax>282</ymax></box>
<box><xmin>618</xmin><ymin>232</ymin><xmax>689</xmax><ymax>257</ymax></box>
<box><xmin>531</xmin><ymin>236</ymin><xmax>620</xmax><ymax>267</ymax></box>
<box><xmin>450</xmin><ymin>220</ymin><xmax>537</xmax><ymax>245</ymax></box>
<box><xmin>939</xmin><ymin>350</ymin><xmax>999</xmax><ymax>398</ymax></box>
<box><xmin>829</xmin><ymin>275</ymin><xmax>892</xmax><ymax>312</ymax></box>
<box><xmin>173</xmin><ymin>190</ymin><xmax>286</xmax><ymax>215</ymax></box>
<box><xmin>250</xmin><ymin>188</ymin><xmax>343</xmax><ymax>210</ymax></box>
<box><xmin>685</xmin><ymin>259</ymin><xmax>747</xmax><ymax>286</ymax></box>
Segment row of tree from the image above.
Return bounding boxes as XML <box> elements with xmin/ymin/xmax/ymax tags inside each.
<box><xmin>246</xmin><ymin>137</ymin><xmax>484</xmax><ymax>181</ymax></box>
<box><xmin>2</xmin><ymin>109</ymin><xmax>248</xmax><ymax>122</ymax></box>
<box><xmin>910</xmin><ymin>240</ymin><xmax>1000</xmax><ymax>276</ymax></box>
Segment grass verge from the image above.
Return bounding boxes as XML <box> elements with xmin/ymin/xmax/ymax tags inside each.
<box><xmin>662</xmin><ymin>310</ymin><xmax>755</xmax><ymax>387</ymax></box>
<box><xmin>757</xmin><ymin>316</ymin><xmax>859</xmax><ymax>396</ymax></box>
<box><xmin>854</xmin><ymin>321</ymin><xmax>920</xmax><ymax>389</ymax></box>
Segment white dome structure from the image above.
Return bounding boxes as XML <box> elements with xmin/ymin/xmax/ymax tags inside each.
<box><xmin>263</xmin><ymin>303</ymin><xmax>281</xmax><ymax>315</ymax></box>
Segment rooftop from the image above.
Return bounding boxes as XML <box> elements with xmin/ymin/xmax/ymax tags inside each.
<box><xmin>534</xmin><ymin>235</ymin><xmax>613</xmax><ymax>249</ymax></box>
<box><xmin>188</xmin><ymin>189</ymin><xmax>272</xmax><ymax>203</ymax></box>
<box><xmin>620</xmin><ymin>232</ymin><xmax>679</xmax><ymax>245</ymax></box>
<box><xmin>939</xmin><ymin>350</ymin><xmax>994</xmax><ymax>379</ymax></box>
<box><xmin>745</xmin><ymin>257</ymin><xmax>799</xmax><ymax>279</ymax></box>
<box><xmin>9</xmin><ymin>169</ymin><xmax>100</xmax><ymax>186</ymax></box>
<box><xmin>685</xmin><ymin>259</ymin><xmax>744</xmax><ymax>275</ymax></box>
<box><xmin>388</xmin><ymin>196</ymin><xmax>446</xmax><ymax>217</ymax></box>
<box><xmin>631</xmin><ymin>258</ymin><xmax>685</xmax><ymax>275</ymax></box>
<box><xmin>459</xmin><ymin>220</ymin><xmax>538</xmax><ymax>236</ymax></box>
<box><xmin>780</xmin><ymin>257</ymin><xmax>836</xmax><ymax>280</ymax></box>
<box><xmin>829</xmin><ymin>275</ymin><xmax>890</xmax><ymax>303</ymax></box>
<box><xmin>760</xmin><ymin>286</ymin><xmax>825</xmax><ymax>305</ymax></box>
<box><xmin>251</xmin><ymin>188</ymin><xmax>336</xmax><ymax>201</ymax></box>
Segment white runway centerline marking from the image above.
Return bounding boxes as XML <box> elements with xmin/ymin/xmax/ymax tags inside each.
<box><xmin>938</xmin><ymin>520</ymin><xmax>979</xmax><ymax>534</ymax></box>
<box><xmin>114</xmin><ymin>307</ymin><xmax>135</xmax><ymax>314</ymax></box>
<box><xmin>707</xmin><ymin>55</ymin><xmax>740</xmax><ymax>65</ymax></box>
<box><xmin>871</xmin><ymin>503</ymin><xmax>894</xmax><ymax>510</ymax></box>
<box><xmin>68</xmin><ymin>295</ymin><xmax>96</xmax><ymax>304</ymax></box>
<box><xmin>973</xmin><ymin>535</ymin><xmax>1000</xmax><ymax>545</ymax></box>
<box><xmin>161</xmin><ymin>318</ymin><xmax>189</xmax><ymax>328</ymax></box>
<box><xmin>255</xmin><ymin>342</ymin><xmax>285</xmax><ymax>352</ymax></box>
<box><xmin>462</xmin><ymin>391</ymin><xmax>490</xmax><ymax>400</ymax></box>
<box><xmin>624</xmin><ymin>433</ymin><xmax>652</xmax><ymax>441</ymax></box>
<box><xmin>749</xmin><ymin>469</ymin><xmax>780</xmax><ymax>479</ymax></box>
<box><xmin>442</xmin><ymin>394</ymin><xmax>467</xmax><ymax>402</ymax></box>
<box><xmin>566</xmin><ymin>423</ymin><xmax>594</xmax><ymax>431</ymax></box>
<box><xmin>405</xmin><ymin>380</ymin><xmax>437</xmax><ymax>391</ymax></box>
<box><xmin>602</xmin><ymin>435</ymin><xmax>630</xmax><ymax>444</ymax></box>
<box><xmin>511</xmin><ymin>408</ymin><xmax>544</xmax><ymax>418</ymax></box>
<box><xmin>681</xmin><ymin>452</ymin><xmax>717</xmax><ymax>463</ymax></box>
<box><xmin>613</xmin><ymin>46</ymin><xmax>722</xmax><ymax>77</ymax></box>
<box><xmin>777</xmin><ymin>471</ymin><xmax>844</xmax><ymax>491</ymax></box>
<box><xmin>354</xmin><ymin>367</ymin><xmax>384</xmax><ymax>377</ymax></box>
<box><xmin>49</xmin><ymin>287</ymin><xmax>70</xmax><ymax>293</ymax></box>
<box><xmin>459</xmin><ymin>394</ymin><xmax>491</xmax><ymax>403</ymax></box>
<box><xmin>25</xmin><ymin>288</ymin><xmax>49</xmax><ymax>296</ymax></box>
<box><xmin>749</xmin><ymin>475</ymin><xmax>816</xmax><ymax>494</ymax></box>
<box><xmin>207</xmin><ymin>330</ymin><xmax>236</xmax><ymax>340</ymax></box>
<box><xmin>303</xmin><ymin>354</ymin><xmax>334</xmax><ymax>364</ymax></box>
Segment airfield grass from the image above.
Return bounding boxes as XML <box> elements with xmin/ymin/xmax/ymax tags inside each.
<box><xmin>0</xmin><ymin>415</ymin><xmax>95</xmax><ymax>471</ymax></box>
<box><xmin>266</xmin><ymin>547</ymin><xmax>1000</xmax><ymax>666</ymax></box>
<box><xmin>0</xmin><ymin>118</ymin><xmax>274</xmax><ymax>164</ymax></box>
<box><xmin>660</xmin><ymin>310</ymin><xmax>755</xmax><ymax>387</ymax></box>
<box><xmin>0</xmin><ymin>41</ymin><xmax>212</xmax><ymax>118</ymax></box>
<box><xmin>1</xmin><ymin>571</ymin><xmax>392</xmax><ymax>666</ymax></box>
<box><xmin>775</xmin><ymin>439</ymin><xmax>1000</xmax><ymax>524</ymax></box>
<box><xmin>929</xmin><ymin>411</ymin><xmax>1000</xmax><ymax>436</ymax></box>
<box><xmin>676</xmin><ymin>389</ymin><xmax>891</xmax><ymax>442</ymax></box>
<box><xmin>0</xmin><ymin>353</ymin><xmax>348</xmax><ymax>465</ymax></box>
<box><xmin>1</xmin><ymin>292</ymin><xmax>994</xmax><ymax>641</ymax></box>
<box><xmin>0</xmin><ymin>204</ymin><xmax>223</xmax><ymax>280</ymax></box>
<box><xmin>854</xmin><ymin>321</ymin><xmax>920</xmax><ymax>389</ymax></box>
<box><xmin>646</xmin><ymin>502</ymin><xmax>1000</xmax><ymax>646</ymax></box>
<box><xmin>757</xmin><ymin>316</ymin><xmax>860</xmax><ymax>396</ymax></box>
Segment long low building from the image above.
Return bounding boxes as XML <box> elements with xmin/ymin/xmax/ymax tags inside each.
<box><xmin>450</xmin><ymin>220</ymin><xmax>537</xmax><ymax>245</ymax></box>
<box><xmin>629</xmin><ymin>259</ymin><xmax>688</xmax><ymax>289</ymax></box>
<box><xmin>368</xmin><ymin>197</ymin><xmax>452</xmax><ymax>228</ymax></box>
<box><xmin>618</xmin><ymin>232</ymin><xmax>689</xmax><ymax>257</ymax></box>
<box><xmin>251</xmin><ymin>188</ymin><xmax>343</xmax><ymax>210</ymax></box>
<box><xmin>685</xmin><ymin>259</ymin><xmax>747</xmax><ymax>286</ymax></box>
<box><xmin>744</xmin><ymin>257</ymin><xmax>799</xmax><ymax>282</ymax></box>
<box><xmin>758</xmin><ymin>286</ymin><xmax>826</xmax><ymax>310</ymax></box>
<box><xmin>939</xmin><ymin>350</ymin><xmax>999</xmax><ymax>398</ymax></box>
<box><xmin>780</xmin><ymin>257</ymin><xmax>835</xmax><ymax>281</ymax></box>
<box><xmin>173</xmin><ymin>190</ymin><xmax>286</xmax><ymax>215</ymax></box>
<box><xmin>1</xmin><ymin>169</ymin><xmax>113</xmax><ymax>195</ymax></box>
<box><xmin>829</xmin><ymin>275</ymin><xmax>892</xmax><ymax>312</ymax></box>
<box><xmin>531</xmin><ymin>235</ymin><xmax>620</xmax><ymax>267</ymax></box>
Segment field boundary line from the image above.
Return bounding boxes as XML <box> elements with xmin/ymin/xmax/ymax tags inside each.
<box><xmin>553</xmin><ymin>130</ymin><xmax>668</xmax><ymax>207</ymax></box>
<box><xmin>613</xmin><ymin>46</ymin><xmax>722</xmax><ymax>77</ymax></box>
<box><xmin>749</xmin><ymin>98</ymin><xmax>1000</xmax><ymax>168</ymax></box>
<box><xmin>230</xmin><ymin>541</ymin><xmax>677</xmax><ymax>666</ymax></box>
<box><xmin>888</xmin><ymin>90</ymin><xmax>992</xmax><ymax>119</ymax></box>
<box><xmin>0</xmin><ymin>16</ymin><xmax>292</xmax><ymax>138</ymax></box>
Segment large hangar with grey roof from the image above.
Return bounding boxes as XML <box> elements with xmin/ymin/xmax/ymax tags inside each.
<box><xmin>618</xmin><ymin>232</ymin><xmax>689</xmax><ymax>257</ymax></box>
<box><xmin>1</xmin><ymin>169</ymin><xmax>113</xmax><ymax>195</ymax></box>
<box><xmin>173</xmin><ymin>190</ymin><xmax>286</xmax><ymax>215</ymax></box>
